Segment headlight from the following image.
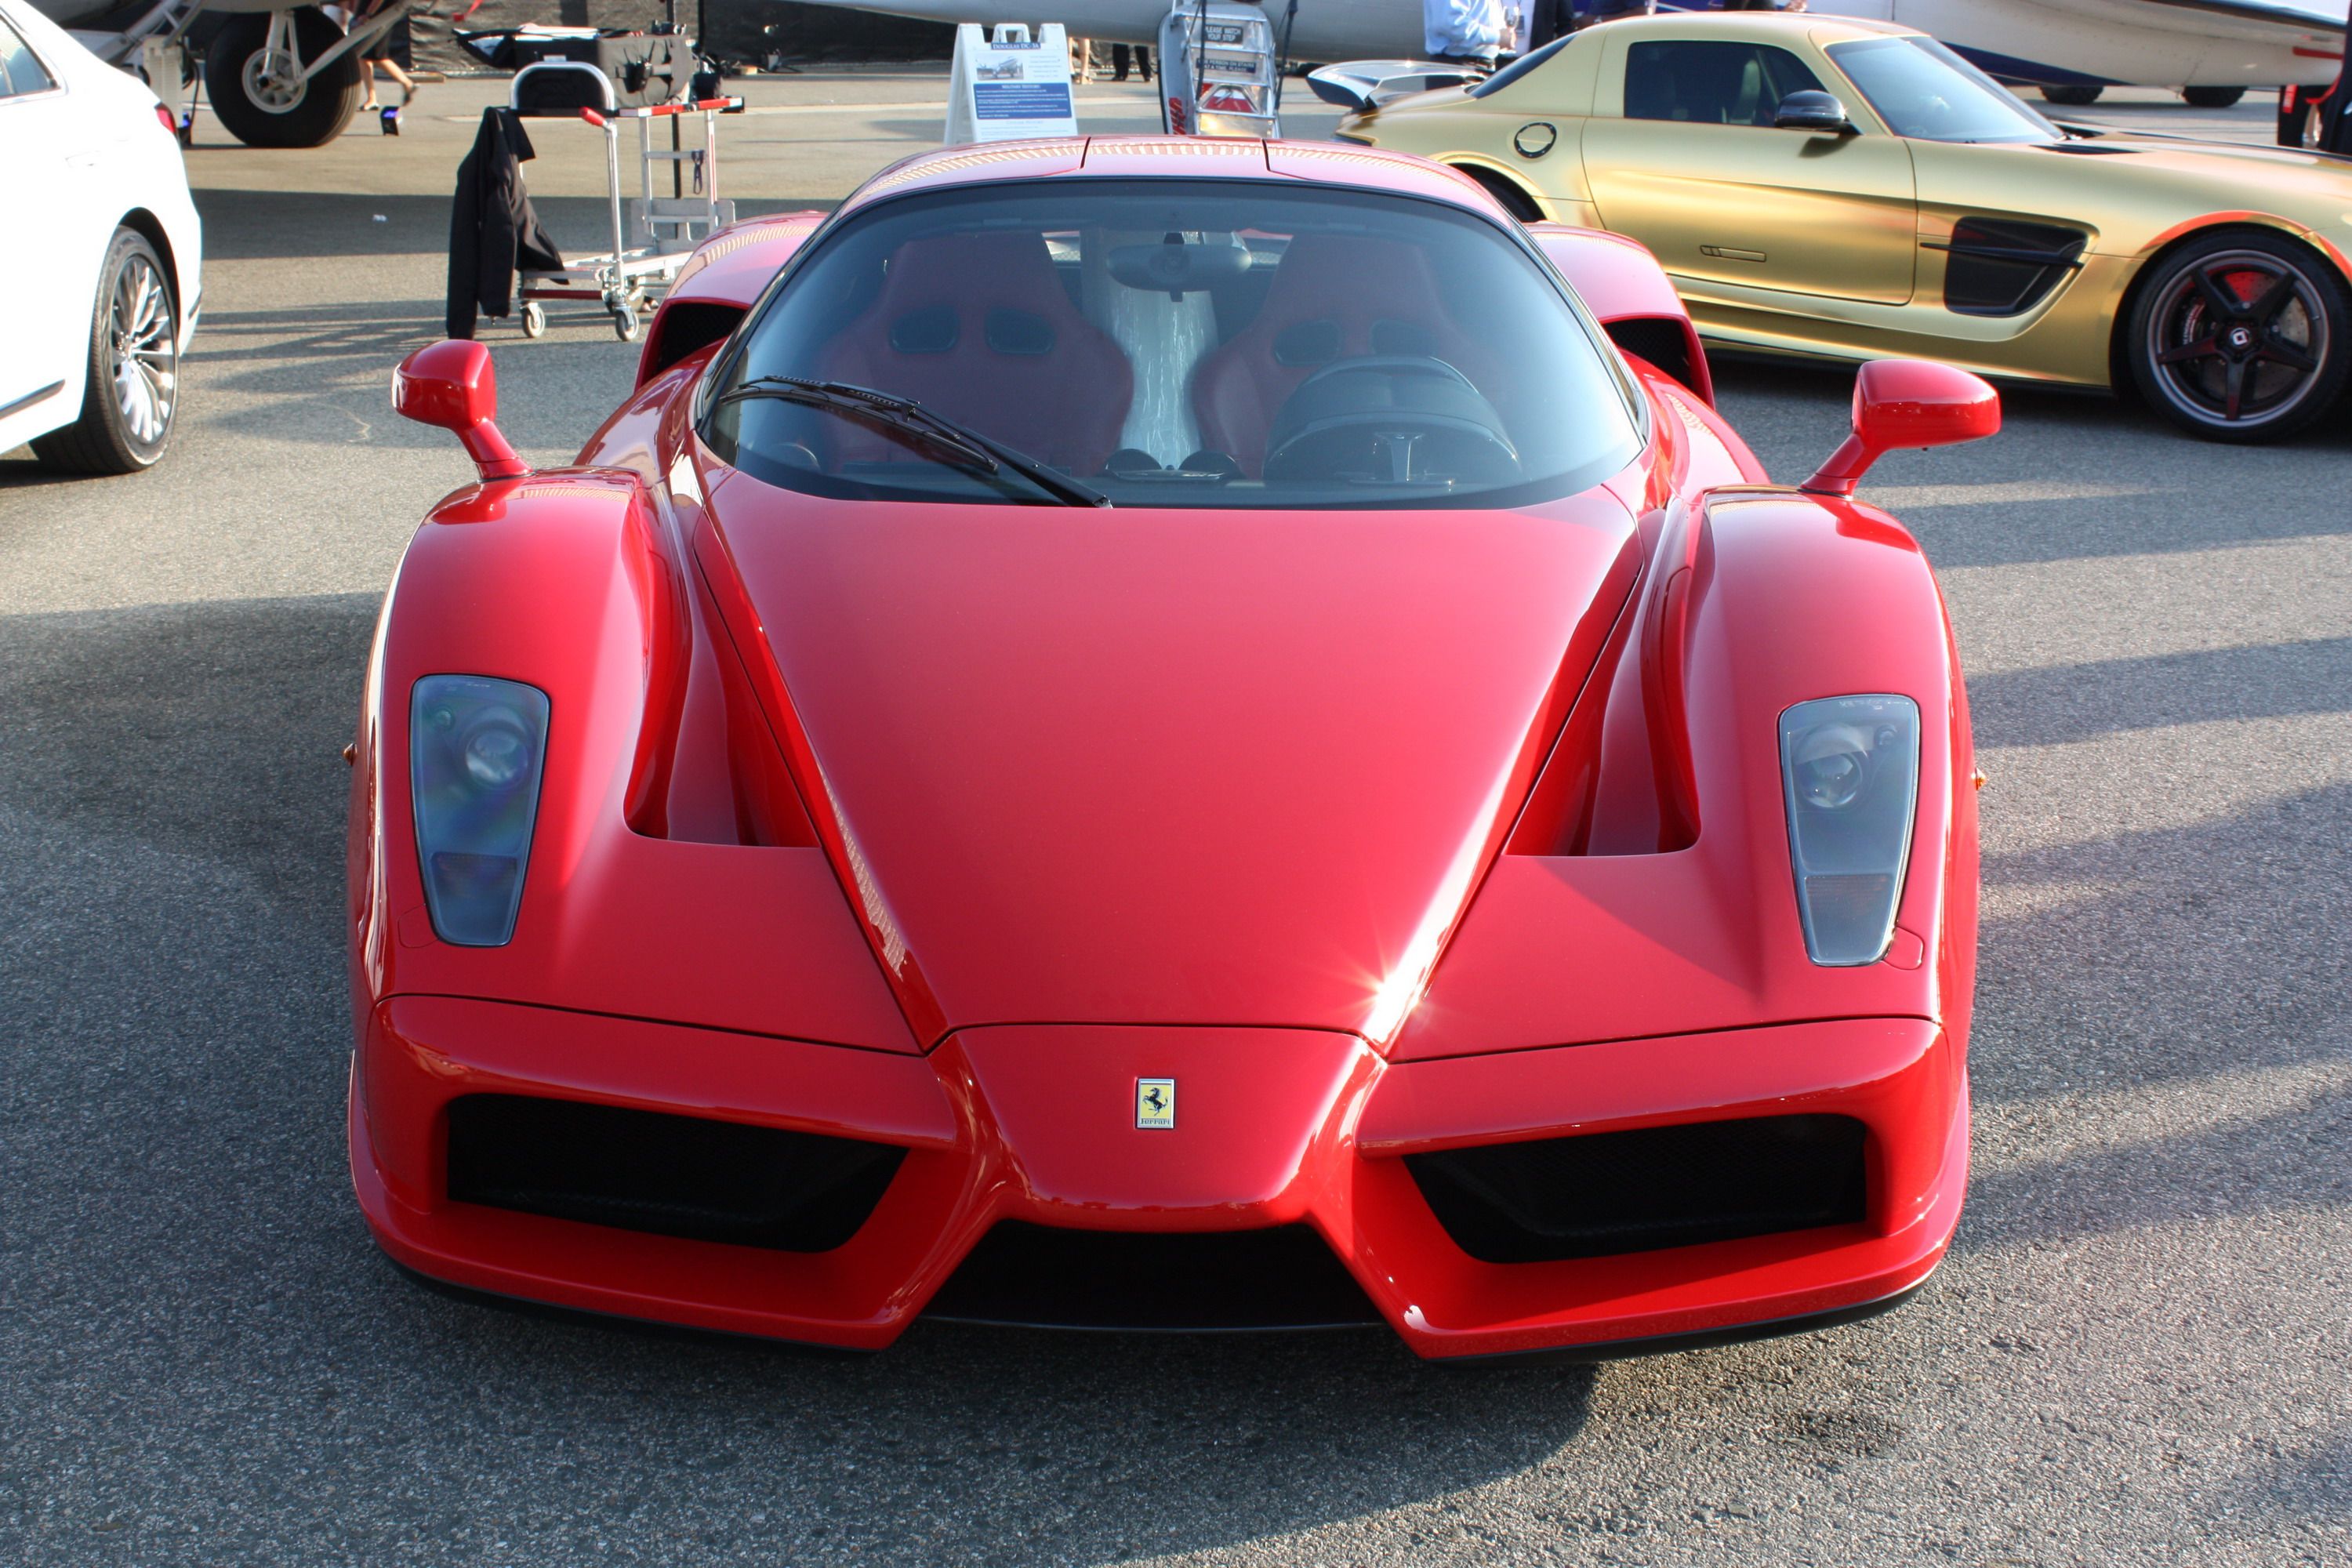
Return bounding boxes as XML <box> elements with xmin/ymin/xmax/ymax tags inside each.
<box><xmin>412</xmin><ymin>674</ymin><xmax>550</xmax><ymax>947</ymax></box>
<box><xmin>1779</xmin><ymin>695</ymin><xmax>1919</xmax><ymax>967</ymax></box>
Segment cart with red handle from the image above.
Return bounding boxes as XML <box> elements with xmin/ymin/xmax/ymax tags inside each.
<box><xmin>510</xmin><ymin>61</ymin><xmax>741</xmax><ymax>342</ymax></box>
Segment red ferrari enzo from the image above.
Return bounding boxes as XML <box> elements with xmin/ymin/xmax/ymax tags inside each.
<box><xmin>352</xmin><ymin>136</ymin><xmax>1994</xmax><ymax>1361</ymax></box>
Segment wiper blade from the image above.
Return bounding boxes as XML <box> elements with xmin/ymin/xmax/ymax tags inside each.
<box><xmin>715</xmin><ymin>376</ymin><xmax>1111</xmax><ymax>508</ymax></box>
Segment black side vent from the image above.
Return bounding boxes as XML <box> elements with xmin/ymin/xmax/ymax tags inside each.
<box><xmin>1606</xmin><ymin>316</ymin><xmax>1699</xmax><ymax>394</ymax></box>
<box><xmin>1407</xmin><ymin>1114</ymin><xmax>1867</xmax><ymax>1265</ymax></box>
<box><xmin>1932</xmin><ymin>218</ymin><xmax>2086</xmax><ymax>318</ymax></box>
<box><xmin>924</xmin><ymin>1223</ymin><xmax>1385</xmax><ymax>1330</ymax></box>
<box><xmin>445</xmin><ymin>1094</ymin><xmax>905</xmax><ymax>1253</ymax></box>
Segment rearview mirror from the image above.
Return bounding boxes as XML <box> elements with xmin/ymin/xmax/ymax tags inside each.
<box><xmin>1775</xmin><ymin>89</ymin><xmax>1856</xmax><ymax>134</ymax></box>
<box><xmin>393</xmin><ymin>339</ymin><xmax>528</xmax><ymax>481</ymax></box>
<box><xmin>1107</xmin><ymin>236</ymin><xmax>1254</xmax><ymax>298</ymax></box>
<box><xmin>1802</xmin><ymin>359</ymin><xmax>2000</xmax><ymax>497</ymax></box>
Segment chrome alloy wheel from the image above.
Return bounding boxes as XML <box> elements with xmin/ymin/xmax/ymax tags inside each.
<box><xmin>108</xmin><ymin>252</ymin><xmax>176</xmax><ymax>448</ymax></box>
<box><xmin>2143</xmin><ymin>249</ymin><xmax>2330</xmax><ymax>430</ymax></box>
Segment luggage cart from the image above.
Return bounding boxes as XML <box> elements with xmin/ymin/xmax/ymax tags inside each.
<box><xmin>509</xmin><ymin>60</ymin><xmax>741</xmax><ymax>342</ymax></box>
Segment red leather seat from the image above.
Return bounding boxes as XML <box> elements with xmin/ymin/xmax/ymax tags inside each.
<box><xmin>818</xmin><ymin>232</ymin><xmax>1133</xmax><ymax>477</ymax></box>
<box><xmin>1191</xmin><ymin>235</ymin><xmax>1508</xmax><ymax>477</ymax></box>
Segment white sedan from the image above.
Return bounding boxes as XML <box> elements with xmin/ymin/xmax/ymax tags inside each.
<box><xmin>0</xmin><ymin>0</ymin><xmax>201</xmax><ymax>474</ymax></box>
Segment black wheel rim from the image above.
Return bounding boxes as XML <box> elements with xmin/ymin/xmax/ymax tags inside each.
<box><xmin>2144</xmin><ymin>249</ymin><xmax>2328</xmax><ymax>428</ymax></box>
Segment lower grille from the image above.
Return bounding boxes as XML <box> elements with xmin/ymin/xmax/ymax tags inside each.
<box><xmin>924</xmin><ymin>1222</ymin><xmax>1384</xmax><ymax>1330</ymax></box>
<box><xmin>445</xmin><ymin>1094</ymin><xmax>904</xmax><ymax>1253</ymax></box>
<box><xmin>1406</xmin><ymin>1113</ymin><xmax>1867</xmax><ymax>1264</ymax></box>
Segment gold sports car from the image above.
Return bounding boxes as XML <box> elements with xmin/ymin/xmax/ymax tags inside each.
<box><xmin>1327</xmin><ymin>10</ymin><xmax>2352</xmax><ymax>442</ymax></box>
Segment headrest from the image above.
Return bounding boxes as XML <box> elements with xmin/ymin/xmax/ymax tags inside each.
<box><xmin>873</xmin><ymin>231</ymin><xmax>1072</xmax><ymax>318</ymax></box>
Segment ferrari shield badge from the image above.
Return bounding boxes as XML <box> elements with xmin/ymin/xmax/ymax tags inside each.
<box><xmin>1135</xmin><ymin>1077</ymin><xmax>1176</xmax><ymax>1130</ymax></box>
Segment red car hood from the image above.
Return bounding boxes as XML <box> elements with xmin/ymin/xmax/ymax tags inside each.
<box><xmin>697</xmin><ymin>466</ymin><xmax>1641</xmax><ymax>1046</ymax></box>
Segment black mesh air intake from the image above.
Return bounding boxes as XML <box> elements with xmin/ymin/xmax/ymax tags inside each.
<box><xmin>1605</xmin><ymin>317</ymin><xmax>1699</xmax><ymax>395</ymax></box>
<box><xmin>924</xmin><ymin>1222</ymin><xmax>1385</xmax><ymax>1330</ymax></box>
<box><xmin>1936</xmin><ymin>218</ymin><xmax>2086</xmax><ymax>318</ymax></box>
<box><xmin>445</xmin><ymin>1094</ymin><xmax>905</xmax><ymax>1253</ymax></box>
<box><xmin>643</xmin><ymin>301</ymin><xmax>746</xmax><ymax>380</ymax></box>
<box><xmin>1406</xmin><ymin>1114</ymin><xmax>1867</xmax><ymax>1264</ymax></box>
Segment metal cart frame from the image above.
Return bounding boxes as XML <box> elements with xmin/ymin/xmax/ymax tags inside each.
<box><xmin>510</xmin><ymin>63</ymin><xmax>741</xmax><ymax>342</ymax></box>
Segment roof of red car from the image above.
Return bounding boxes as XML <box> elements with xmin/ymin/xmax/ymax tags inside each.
<box><xmin>841</xmin><ymin>136</ymin><xmax>1504</xmax><ymax>218</ymax></box>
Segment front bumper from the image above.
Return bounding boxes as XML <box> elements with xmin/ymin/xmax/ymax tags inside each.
<box><xmin>350</xmin><ymin>999</ymin><xmax>1966</xmax><ymax>1359</ymax></box>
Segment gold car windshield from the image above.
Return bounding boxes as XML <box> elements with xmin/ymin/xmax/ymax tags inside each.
<box><xmin>702</xmin><ymin>180</ymin><xmax>1644</xmax><ymax>510</ymax></box>
<box><xmin>1828</xmin><ymin>37</ymin><xmax>2061</xmax><ymax>145</ymax></box>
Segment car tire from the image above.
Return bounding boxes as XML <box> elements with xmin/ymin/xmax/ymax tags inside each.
<box><xmin>1456</xmin><ymin>165</ymin><xmax>1541</xmax><ymax>223</ymax></box>
<box><xmin>202</xmin><ymin>9</ymin><xmax>363</xmax><ymax>149</ymax></box>
<box><xmin>2038</xmin><ymin>83</ymin><xmax>2102</xmax><ymax>106</ymax></box>
<box><xmin>2125</xmin><ymin>230</ymin><xmax>2352</xmax><ymax>443</ymax></box>
<box><xmin>29</xmin><ymin>228</ymin><xmax>180</xmax><ymax>476</ymax></box>
<box><xmin>2181</xmin><ymin>86</ymin><xmax>2245</xmax><ymax>109</ymax></box>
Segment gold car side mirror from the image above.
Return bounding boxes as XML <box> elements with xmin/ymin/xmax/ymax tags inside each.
<box><xmin>1775</xmin><ymin>90</ymin><xmax>1857</xmax><ymax>135</ymax></box>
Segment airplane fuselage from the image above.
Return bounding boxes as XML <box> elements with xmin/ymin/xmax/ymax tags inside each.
<box><xmin>804</xmin><ymin>0</ymin><xmax>2346</xmax><ymax>89</ymax></box>
<box><xmin>1820</xmin><ymin>0</ymin><xmax>2344</xmax><ymax>89</ymax></box>
<box><xmin>797</xmin><ymin>0</ymin><xmax>1430</xmax><ymax>60</ymax></box>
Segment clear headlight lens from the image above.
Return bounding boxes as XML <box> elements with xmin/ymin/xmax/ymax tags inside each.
<box><xmin>412</xmin><ymin>674</ymin><xmax>550</xmax><ymax>947</ymax></box>
<box><xmin>1779</xmin><ymin>694</ymin><xmax>1920</xmax><ymax>967</ymax></box>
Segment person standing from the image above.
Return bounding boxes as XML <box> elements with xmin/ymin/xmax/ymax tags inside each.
<box><xmin>1113</xmin><ymin>42</ymin><xmax>1152</xmax><ymax>82</ymax></box>
<box><xmin>1572</xmin><ymin>0</ymin><xmax>1655</xmax><ymax>31</ymax></box>
<box><xmin>1527</xmin><ymin>0</ymin><xmax>1567</xmax><ymax>49</ymax></box>
<box><xmin>1423</xmin><ymin>0</ymin><xmax>1510</xmax><ymax>69</ymax></box>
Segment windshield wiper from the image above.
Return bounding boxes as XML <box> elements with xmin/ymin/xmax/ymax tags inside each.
<box><xmin>713</xmin><ymin>375</ymin><xmax>1110</xmax><ymax>508</ymax></box>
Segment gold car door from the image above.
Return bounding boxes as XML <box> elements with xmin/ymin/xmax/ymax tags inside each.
<box><xmin>1581</xmin><ymin>32</ymin><xmax>1917</xmax><ymax>305</ymax></box>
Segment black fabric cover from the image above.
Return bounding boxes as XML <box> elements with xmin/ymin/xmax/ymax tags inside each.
<box><xmin>445</xmin><ymin>107</ymin><xmax>565</xmax><ymax>340</ymax></box>
<box><xmin>2325</xmin><ymin>67</ymin><xmax>2352</xmax><ymax>155</ymax></box>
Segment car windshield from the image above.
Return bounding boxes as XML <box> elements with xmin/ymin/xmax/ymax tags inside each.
<box><xmin>702</xmin><ymin>179</ymin><xmax>1642</xmax><ymax>509</ymax></box>
<box><xmin>1828</xmin><ymin>36</ymin><xmax>2060</xmax><ymax>144</ymax></box>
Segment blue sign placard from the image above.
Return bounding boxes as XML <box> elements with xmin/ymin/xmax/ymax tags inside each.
<box><xmin>972</xmin><ymin>82</ymin><xmax>1075</xmax><ymax>121</ymax></box>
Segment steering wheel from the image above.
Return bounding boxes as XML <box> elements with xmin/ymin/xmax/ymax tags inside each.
<box><xmin>1261</xmin><ymin>357</ymin><xmax>1522</xmax><ymax>488</ymax></box>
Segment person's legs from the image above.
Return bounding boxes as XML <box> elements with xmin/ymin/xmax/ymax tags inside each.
<box><xmin>358</xmin><ymin>56</ymin><xmax>377</xmax><ymax>108</ymax></box>
<box><xmin>379</xmin><ymin>56</ymin><xmax>416</xmax><ymax>103</ymax></box>
<box><xmin>1136</xmin><ymin>45</ymin><xmax>1151</xmax><ymax>82</ymax></box>
<box><xmin>1112</xmin><ymin>42</ymin><xmax>1131</xmax><ymax>82</ymax></box>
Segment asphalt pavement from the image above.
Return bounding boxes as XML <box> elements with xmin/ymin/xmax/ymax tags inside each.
<box><xmin>1</xmin><ymin>78</ymin><xmax>2346</xmax><ymax>1567</ymax></box>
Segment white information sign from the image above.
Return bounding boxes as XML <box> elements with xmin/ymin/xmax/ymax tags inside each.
<box><xmin>945</xmin><ymin>23</ymin><xmax>1079</xmax><ymax>146</ymax></box>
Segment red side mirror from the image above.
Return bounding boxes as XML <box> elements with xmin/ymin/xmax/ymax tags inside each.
<box><xmin>1802</xmin><ymin>358</ymin><xmax>1998</xmax><ymax>497</ymax></box>
<box><xmin>393</xmin><ymin>339</ymin><xmax>529</xmax><ymax>481</ymax></box>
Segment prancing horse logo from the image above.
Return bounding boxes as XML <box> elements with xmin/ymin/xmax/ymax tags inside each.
<box><xmin>1135</xmin><ymin>1077</ymin><xmax>1176</xmax><ymax>1130</ymax></box>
